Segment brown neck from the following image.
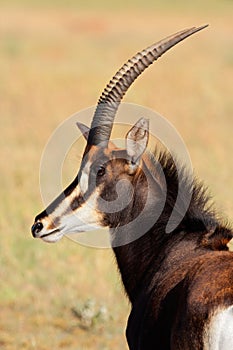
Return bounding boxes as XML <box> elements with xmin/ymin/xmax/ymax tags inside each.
<box><xmin>112</xmin><ymin>159</ymin><xmax>163</xmax><ymax>302</ymax></box>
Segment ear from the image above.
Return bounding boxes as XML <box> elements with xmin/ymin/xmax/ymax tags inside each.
<box><xmin>126</xmin><ymin>117</ymin><xmax>149</xmax><ymax>165</ymax></box>
<box><xmin>76</xmin><ymin>122</ymin><xmax>90</xmax><ymax>141</ymax></box>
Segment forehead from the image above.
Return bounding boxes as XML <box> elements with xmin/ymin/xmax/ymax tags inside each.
<box><xmin>83</xmin><ymin>145</ymin><xmax>110</xmax><ymax>165</ymax></box>
<box><xmin>81</xmin><ymin>145</ymin><xmax>128</xmax><ymax>170</ymax></box>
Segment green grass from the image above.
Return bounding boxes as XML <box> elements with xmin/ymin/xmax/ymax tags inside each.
<box><xmin>0</xmin><ymin>2</ymin><xmax>232</xmax><ymax>349</ymax></box>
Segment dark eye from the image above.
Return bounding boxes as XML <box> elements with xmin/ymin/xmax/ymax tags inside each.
<box><xmin>97</xmin><ymin>166</ymin><xmax>106</xmax><ymax>177</ymax></box>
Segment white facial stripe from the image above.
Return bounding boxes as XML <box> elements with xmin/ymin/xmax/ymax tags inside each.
<box><xmin>39</xmin><ymin>185</ymin><xmax>82</xmax><ymax>232</ymax></box>
<box><xmin>39</xmin><ymin>186</ymin><xmax>103</xmax><ymax>242</ymax></box>
<box><xmin>80</xmin><ymin>161</ymin><xmax>92</xmax><ymax>194</ymax></box>
<box><xmin>54</xmin><ymin>186</ymin><xmax>81</xmax><ymax>217</ymax></box>
<box><xmin>59</xmin><ymin>189</ymin><xmax>103</xmax><ymax>234</ymax></box>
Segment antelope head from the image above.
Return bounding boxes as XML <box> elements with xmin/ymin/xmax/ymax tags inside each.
<box><xmin>31</xmin><ymin>26</ymin><xmax>207</xmax><ymax>243</ymax></box>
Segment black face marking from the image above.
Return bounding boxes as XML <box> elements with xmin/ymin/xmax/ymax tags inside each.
<box><xmin>70</xmin><ymin>196</ymin><xmax>85</xmax><ymax>211</ymax></box>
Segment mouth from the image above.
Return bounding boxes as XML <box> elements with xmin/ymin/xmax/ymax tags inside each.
<box><xmin>40</xmin><ymin>229</ymin><xmax>61</xmax><ymax>239</ymax></box>
<box><xmin>40</xmin><ymin>228</ymin><xmax>64</xmax><ymax>243</ymax></box>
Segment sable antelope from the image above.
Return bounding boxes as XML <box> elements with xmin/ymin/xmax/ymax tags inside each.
<box><xmin>31</xmin><ymin>26</ymin><xmax>233</xmax><ymax>349</ymax></box>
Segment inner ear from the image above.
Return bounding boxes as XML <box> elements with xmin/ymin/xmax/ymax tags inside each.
<box><xmin>126</xmin><ymin>117</ymin><xmax>149</xmax><ymax>165</ymax></box>
<box><xmin>76</xmin><ymin>122</ymin><xmax>90</xmax><ymax>141</ymax></box>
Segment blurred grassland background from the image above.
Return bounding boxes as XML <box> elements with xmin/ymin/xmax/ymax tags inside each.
<box><xmin>0</xmin><ymin>0</ymin><xmax>232</xmax><ymax>349</ymax></box>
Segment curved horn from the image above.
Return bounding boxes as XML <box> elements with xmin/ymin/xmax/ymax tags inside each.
<box><xmin>87</xmin><ymin>25</ymin><xmax>208</xmax><ymax>146</ymax></box>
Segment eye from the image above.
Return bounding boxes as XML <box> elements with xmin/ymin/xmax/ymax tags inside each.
<box><xmin>97</xmin><ymin>166</ymin><xmax>106</xmax><ymax>177</ymax></box>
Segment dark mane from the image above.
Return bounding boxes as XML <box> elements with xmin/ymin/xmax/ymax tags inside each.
<box><xmin>113</xmin><ymin>147</ymin><xmax>233</xmax><ymax>302</ymax></box>
<box><xmin>143</xmin><ymin>147</ymin><xmax>233</xmax><ymax>251</ymax></box>
<box><xmin>151</xmin><ymin>148</ymin><xmax>217</xmax><ymax>232</ymax></box>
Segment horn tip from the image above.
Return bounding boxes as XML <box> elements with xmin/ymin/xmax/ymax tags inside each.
<box><xmin>196</xmin><ymin>24</ymin><xmax>209</xmax><ymax>31</ymax></box>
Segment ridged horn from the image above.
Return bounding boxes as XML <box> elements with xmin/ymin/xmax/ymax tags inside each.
<box><xmin>87</xmin><ymin>25</ymin><xmax>208</xmax><ymax>146</ymax></box>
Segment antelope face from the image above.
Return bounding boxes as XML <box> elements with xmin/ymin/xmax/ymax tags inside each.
<box><xmin>31</xmin><ymin>26</ymin><xmax>207</xmax><ymax>243</ymax></box>
<box><xmin>31</xmin><ymin>118</ymin><xmax>149</xmax><ymax>242</ymax></box>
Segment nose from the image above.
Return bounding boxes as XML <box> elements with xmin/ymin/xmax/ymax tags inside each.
<box><xmin>31</xmin><ymin>221</ymin><xmax>43</xmax><ymax>238</ymax></box>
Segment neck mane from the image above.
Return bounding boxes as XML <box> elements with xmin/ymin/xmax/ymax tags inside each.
<box><xmin>112</xmin><ymin>149</ymin><xmax>232</xmax><ymax>302</ymax></box>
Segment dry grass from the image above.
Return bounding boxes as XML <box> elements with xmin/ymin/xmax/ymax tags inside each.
<box><xmin>0</xmin><ymin>1</ymin><xmax>232</xmax><ymax>349</ymax></box>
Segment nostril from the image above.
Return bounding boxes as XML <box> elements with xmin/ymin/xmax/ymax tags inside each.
<box><xmin>31</xmin><ymin>221</ymin><xmax>43</xmax><ymax>237</ymax></box>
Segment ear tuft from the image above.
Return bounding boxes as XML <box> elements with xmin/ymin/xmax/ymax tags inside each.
<box><xmin>126</xmin><ymin>117</ymin><xmax>149</xmax><ymax>165</ymax></box>
<box><xmin>76</xmin><ymin>122</ymin><xmax>90</xmax><ymax>141</ymax></box>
